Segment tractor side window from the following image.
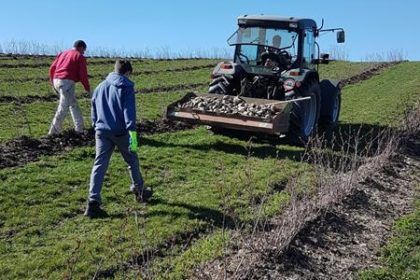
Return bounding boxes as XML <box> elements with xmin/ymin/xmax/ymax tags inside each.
<box><xmin>303</xmin><ymin>29</ymin><xmax>315</xmax><ymax>69</ymax></box>
<box><xmin>236</xmin><ymin>45</ymin><xmax>266</xmax><ymax>65</ymax></box>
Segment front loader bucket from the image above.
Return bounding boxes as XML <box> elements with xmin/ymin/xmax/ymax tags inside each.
<box><xmin>165</xmin><ymin>93</ymin><xmax>293</xmax><ymax>135</ymax></box>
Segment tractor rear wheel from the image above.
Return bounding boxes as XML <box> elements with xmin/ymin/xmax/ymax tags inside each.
<box><xmin>208</xmin><ymin>76</ymin><xmax>234</xmax><ymax>95</ymax></box>
<box><xmin>288</xmin><ymin>81</ymin><xmax>321</xmax><ymax>145</ymax></box>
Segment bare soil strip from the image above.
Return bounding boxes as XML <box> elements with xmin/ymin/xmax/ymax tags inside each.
<box><xmin>0</xmin><ymin>94</ymin><xmax>59</xmax><ymax>104</ymax></box>
<box><xmin>135</xmin><ymin>82</ymin><xmax>208</xmax><ymax>94</ymax></box>
<box><xmin>248</xmin><ymin>154</ymin><xmax>418</xmax><ymax>279</ymax></box>
<box><xmin>0</xmin><ymin>119</ymin><xmax>192</xmax><ymax>169</ymax></box>
<box><xmin>0</xmin><ymin>64</ymin><xmax>215</xmax><ymax>83</ymax></box>
<box><xmin>270</xmin><ymin>155</ymin><xmax>420</xmax><ymax>279</ymax></box>
<box><xmin>0</xmin><ymin>82</ymin><xmax>208</xmax><ymax>104</ymax></box>
<box><xmin>0</xmin><ymin>59</ymin><xmax>143</xmax><ymax>69</ymax></box>
<box><xmin>0</xmin><ymin>53</ymin><xmax>210</xmax><ymax>60</ymax></box>
<box><xmin>340</xmin><ymin>61</ymin><xmax>401</xmax><ymax>86</ymax></box>
<box><xmin>193</xmin><ymin>139</ymin><xmax>419</xmax><ymax>279</ymax></box>
<box><xmin>0</xmin><ymin>54</ymin><xmax>136</xmax><ymax>60</ymax></box>
<box><xmin>0</xmin><ymin>55</ymin><xmax>210</xmax><ymax>68</ymax></box>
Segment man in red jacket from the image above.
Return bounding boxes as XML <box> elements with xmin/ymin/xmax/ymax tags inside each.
<box><xmin>48</xmin><ymin>40</ymin><xmax>91</xmax><ymax>135</ymax></box>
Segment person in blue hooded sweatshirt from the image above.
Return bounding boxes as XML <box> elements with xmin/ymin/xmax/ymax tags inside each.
<box><xmin>85</xmin><ymin>60</ymin><xmax>152</xmax><ymax>218</ymax></box>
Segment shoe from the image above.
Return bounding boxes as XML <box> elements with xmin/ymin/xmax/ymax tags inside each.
<box><xmin>84</xmin><ymin>200</ymin><xmax>108</xmax><ymax>219</ymax></box>
<box><xmin>132</xmin><ymin>187</ymin><xmax>153</xmax><ymax>203</ymax></box>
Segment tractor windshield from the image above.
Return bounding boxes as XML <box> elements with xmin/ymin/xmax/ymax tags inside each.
<box><xmin>228</xmin><ymin>27</ymin><xmax>298</xmax><ymax>50</ymax></box>
<box><xmin>228</xmin><ymin>27</ymin><xmax>298</xmax><ymax>66</ymax></box>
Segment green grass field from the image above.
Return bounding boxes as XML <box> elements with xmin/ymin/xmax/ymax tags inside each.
<box><xmin>0</xmin><ymin>58</ymin><xmax>419</xmax><ymax>279</ymax></box>
<box><xmin>0</xmin><ymin>60</ymin><xmax>380</xmax><ymax>142</ymax></box>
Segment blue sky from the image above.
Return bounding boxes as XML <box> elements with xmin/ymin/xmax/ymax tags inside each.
<box><xmin>0</xmin><ymin>0</ymin><xmax>418</xmax><ymax>60</ymax></box>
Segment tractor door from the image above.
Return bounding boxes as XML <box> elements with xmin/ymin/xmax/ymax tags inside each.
<box><xmin>302</xmin><ymin>29</ymin><xmax>316</xmax><ymax>70</ymax></box>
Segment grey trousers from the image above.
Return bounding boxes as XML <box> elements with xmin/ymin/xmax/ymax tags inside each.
<box><xmin>88</xmin><ymin>132</ymin><xmax>144</xmax><ymax>203</ymax></box>
<box><xmin>48</xmin><ymin>79</ymin><xmax>84</xmax><ymax>135</ymax></box>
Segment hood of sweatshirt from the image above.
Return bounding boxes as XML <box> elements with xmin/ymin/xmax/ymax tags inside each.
<box><xmin>105</xmin><ymin>72</ymin><xmax>134</xmax><ymax>88</ymax></box>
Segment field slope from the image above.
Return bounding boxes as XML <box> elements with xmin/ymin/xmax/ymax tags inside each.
<box><xmin>0</xmin><ymin>57</ymin><xmax>418</xmax><ymax>279</ymax></box>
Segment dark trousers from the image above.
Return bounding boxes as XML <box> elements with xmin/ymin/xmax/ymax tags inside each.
<box><xmin>88</xmin><ymin>133</ymin><xmax>143</xmax><ymax>203</ymax></box>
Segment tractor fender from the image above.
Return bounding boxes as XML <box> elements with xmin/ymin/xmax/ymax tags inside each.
<box><xmin>210</xmin><ymin>62</ymin><xmax>245</xmax><ymax>94</ymax></box>
<box><xmin>212</xmin><ymin>61</ymin><xmax>238</xmax><ymax>77</ymax></box>
<box><xmin>319</xmin><ymin>79</ymin><xmax>341</xmax><ymax>119</ymax></box>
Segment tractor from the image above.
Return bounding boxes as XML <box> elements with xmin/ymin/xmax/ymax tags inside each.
<box><xmin>166</xmin><ymin>15</ymin><xmax>345</xmax><ymax>144</ymax></box>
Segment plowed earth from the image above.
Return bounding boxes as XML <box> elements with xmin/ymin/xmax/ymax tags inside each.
<box><xmin>0</xmin><ymin>119</ymin><xmax>192</xmax><ymax>168</ymax></box>
<box><xmin>194</xmin><ymin>138</ymin><xmax>419</xmax><ymax>280</ymax></box>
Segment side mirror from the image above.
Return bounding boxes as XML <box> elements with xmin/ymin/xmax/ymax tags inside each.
<box><xmin>337</xmin><ymin>31</ymin><xmax>345</xmax><ymax>43</ymax></box>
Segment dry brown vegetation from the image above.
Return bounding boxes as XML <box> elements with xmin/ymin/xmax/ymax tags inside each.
<box><xmin>193</xmin><ymin>103</ymin><xmax>419</xmax><ymax>279</ymax></box>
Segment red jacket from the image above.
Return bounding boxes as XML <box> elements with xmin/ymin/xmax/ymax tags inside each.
<box><xmin>49</xmin><ymin>49</ymin><xmax>90</xmax><ymax>92</ymax></box>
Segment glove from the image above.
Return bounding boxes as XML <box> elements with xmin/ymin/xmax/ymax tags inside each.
<box><xmin>129</xmin><ymin>130</ymin><xmax>138</xmax><ymax>153</ymax></box>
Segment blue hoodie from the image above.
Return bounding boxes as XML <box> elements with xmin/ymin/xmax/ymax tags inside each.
<box><xmin>91</xmin><ymin>72</ymin><xmax>136</xmax><ymax>135</ymax></box>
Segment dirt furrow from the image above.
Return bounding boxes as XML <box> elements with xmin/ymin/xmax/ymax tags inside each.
<box><xmin>0</xmin><ymin>55</ymin><xmax>210</xmax><ymax>68</ymax></box>
<box><xmin>0</xmin><ymin>53</ymin><xmax>211</xmax><ymax>60</ymax></box>
<box><xmin>0</xmin><ymin>119</ymin><xmax>193</xmax><ymax>169</ymax></box>
<box><xmin>341</xmin><ymin>61</ymin><xmax>401</xmax><ymax>86</ymax></box>
<box><xmin>135</xmin><ymin>82</ymin><xmax>208</xmax><ymax>94</ymax></box>
<box><xmin>0</xmin><ymin>64</ymin><xmax>214</xmax><ymax>84</ymax></box>
<box><xmin>0</xmin><ymin>59</ymin><xmax>144</xmax><ymax>69</ymax></box>
<box><xmin>0</xmin><ymin>82</ymin><xmax>209</xmax><ymax>104</ymax></box>
<box><xmin>250</xmin><ymin>153</ymin><xmax>418</xmax><ymax>279</ymax></box>
<box><xmin>0</xmin><ymin>94</ymin><xmax>58</xmax><ymax>103</ymax></box>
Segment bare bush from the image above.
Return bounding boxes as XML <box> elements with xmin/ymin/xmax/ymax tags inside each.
<box><xmin>362</xmin><ymin>49</ymin><xmax>407</xmax><ymax>62</ymax></box>
<box><xmin>0</xmin><ymin>39</ymin><xmax>58</xmax><ymax>55</ymax></box>
<box><xmin>402</xmin><ymin>102</ymin><xmax>420</xmax><ymax>137</ymax></box>
<box><xmin>387</xmin><ymin>49</ymin><xmax>407</xmax><ymax>62</ymax></box>
<box><xmin>329</xmin><ymin>45</ymin><xmax>349</xmax><ymax>61</ymax></box>
<box><xmin>195</xmin><ymin>117</ymin><xmax>409</xmax><ymax>279</ymax></box>
<box><xmin>0</xmin><ymin>39</ymin><xmax>230</xmax><ymax>59</ymax></box>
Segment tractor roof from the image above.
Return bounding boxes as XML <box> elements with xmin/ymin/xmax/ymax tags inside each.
<box><xmin>238</xmin><ymin>15</ymin><xmax>317</xmax><ymax>30</ymax></box>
